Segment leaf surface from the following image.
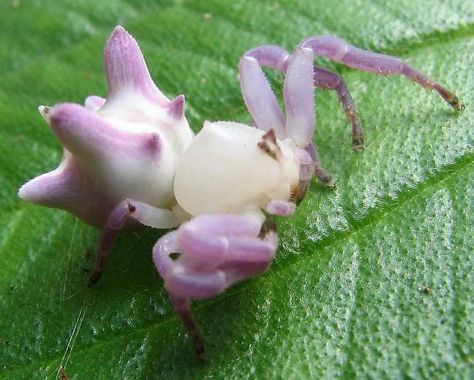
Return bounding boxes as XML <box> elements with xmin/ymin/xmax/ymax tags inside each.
<box><xmin>0</xmin><ymin>0</ymin><xmax>473</xmax><ymax>378</ymax></box>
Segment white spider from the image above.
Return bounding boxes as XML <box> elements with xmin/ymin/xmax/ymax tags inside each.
<box><xmin>19</xmin><ymin>26</ymin><xmax>462</xmax><ymax>357</ymax></box>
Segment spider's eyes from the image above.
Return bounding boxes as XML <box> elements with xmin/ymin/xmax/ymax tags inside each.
<box><xmin>169</xmin><ymin>252</ymin><xmax>181</xmax><ymax>261</ymax></box>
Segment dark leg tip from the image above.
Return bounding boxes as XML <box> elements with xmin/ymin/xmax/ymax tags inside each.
<box><xmin>324</xmin><ymin>178</ymin><xmax>337</xmax><ymax>190</ymax></box>
<box><xmin>352</xmin><ymin>136</ymin><xmax>365</xmax><ymax>153</ymax></box>
<box><xmin>352</xmin><ymin>143</ymin><xmax>365</xmax><ymax>153</ymax></box>
<box><xmin>194</xmin><ymin>342</ymin><xmax>206</xmax><ymax>360</ymax></box>
<box><xmin>316</xmin><ymin>168</ymin><xmax>336</xmax><ymax>189</ymax></box>
<box><xmin>320</xmin><ymin>177</ymin><xmax>336</xmax><ymax>189</ymax></box>
<box><xmin>259</xmin><ymin>219</ymin><xmax>278</xmax><ymax>238</ymax></box>
<box><xmin>436</xmin><ymin>86</ymin><xmax>464</xmax><ymax>111</ymax></box>
<box><xmin>87</xmin><ymin>271</ymin><xmax>102</xmax><ymax>287</ymax></box>
<box><xmin>445</xmin><ymin>93</ymin><xmax>464</xmax><ymax>111</ymax></box>
<box><xmin>450</xmin><ymin>96</ymin><xmax>464</xmax><ymax>111</ymax></box>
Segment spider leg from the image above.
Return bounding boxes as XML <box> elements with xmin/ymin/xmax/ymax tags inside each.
<box><xmin>239</xmin><ymin>56</ymin><xmax>286</xmax><ymax>138</ymax></box>
<box><xmin>242</xmin><ymin>47</ymin><xmax>359</xmax><ymax>186</ymax></box>
<box><xmin>152</xmin><ymin>213</ymin><xmax>278</xmax><ymax>356</ymax></box>
<box><xmin>241</xmin><ymin>47</ymin><xmax>335</xmax><ymax>186</ymax></box>
<box><xmin>291</xmin><ymin>148</ymin><xmax>315</xmax><ymax>203</ymax></box>
<box><xmin>244</xmin><ymin>45</ymin><xmax>364</xmax><ymax>151</ymax></box>
<box><xmin>285</xmin><ymin>48</ymin><xmax>339</xmax><ymax>187</ymax></box>
<box><xmin>301</xmin><ymin>35</ymin><xmax>463</xmax><ymax>110</ymax></box>
<box><xmin>313</xmin><ymin>67</ymin><xmax>364</xmax><ymax>152</ymax></box>
<box><xmin>88</xmin><ymin>199</ymin><xmax>178</xmax><ymax>286</ymax></box>
<box><xmin>156</xmin><ymin>213</ymin><xmax>277</xmax><ymax>272</ymax></box>
<box><xmin>170</xmin><ymin>295</ymin><xmax>205</xmax><ymax>358</ymax></box>
<box><xmin>163</xmin><ymin>262</ymin><xmax>268</xmax><ymax>359</ymax></box>
<box><xmin>283</xmin><ymin>47</ymin><xmax>316</xmax><ymax>147</ymax></box>
<box><xmin>306</xmin><ymin>142</ymin><xmax>336</xmax><ymax>189</ymax></box>
<box><xmin>265</xmin><ymin>200</ymin><xmax>296</xmax><ymax>216</ymax></box>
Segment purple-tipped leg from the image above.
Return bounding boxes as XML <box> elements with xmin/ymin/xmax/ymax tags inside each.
<box><xmin>283</xmin><ymin>48</ymin><xmax>316</xmax><ymax>147</ymax></box>
<box><xmin>239</xmin><ymin>56</ymin><xmax>286</xmax><ymax>138</ymax></box>
<box><xmin>244</xmin><ymin>45</ymin><xmax>364</xmax><ymax>152</ymax></box>
<box><xmin>240</xmin><ymin>46</ymin><xmax>335</xmax><ymax>187</ymax></box>
<box><xmin>89</xmin><ymin>199</ymin><xmax>179</xmax><ymax>286</ymax></box>
<box><xmin>244</xmin><ymin>35</ymin><xmax>463</xmax><ymax>155</ymax></box>
<box><xmin>300</xmin><ymin>35</ymin><xmax>463</xmax><ymax>111</ymax></box>
<box><xmin>153</xmin><ymin>212</ymin><xmax>278</xmax><ymax>356</ymax></box>
<box><xmin>313</xmin><ymin>66</ymin><xmax>364</xmax><ymax>152</ymax></box>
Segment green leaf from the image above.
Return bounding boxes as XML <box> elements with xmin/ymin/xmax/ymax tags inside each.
<box><xmin>1</xmin><ymin>0</ymin><xmax>473</xmax><ymax>378</ymax></box>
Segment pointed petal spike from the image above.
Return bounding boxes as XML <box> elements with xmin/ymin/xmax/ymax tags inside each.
<box><xmin>19</xmin><ymin>170</ymin><xmax>68</xmax><ymax>204</ymax></box>
<box><xmin>49</xmin><ymin>103</ymin><xmax>162</xmax><ymax>158</ymax></box>
<box><xmin>19</xmin><ymin>155</ymin><xmax>113</xmax><ymax>227</ymax></box>
<box><xmin>105</xmin><ymin>26</ymin><xmax>168</xmax><ymax>104</ymax></box>
<box><xmin>168</xmin><ymin>95</ymin><xmax>186</xmax><ymax>119</ymax></box>
<box><xmin>19</xmin><ymin>152</ymin><xmax>77</xmax><ymax>206</ymax></box>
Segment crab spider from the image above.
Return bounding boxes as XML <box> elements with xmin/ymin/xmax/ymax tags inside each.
<box><xmin>18</xmin><ymin>27</ymin><xmax>462</xmax><ymax>357</ymax></box>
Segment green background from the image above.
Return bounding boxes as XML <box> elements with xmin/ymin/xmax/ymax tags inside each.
<box><xmin>0</xmin><ymin>0</ymin><xmax>472</xmax><ymax>378</ymax></box>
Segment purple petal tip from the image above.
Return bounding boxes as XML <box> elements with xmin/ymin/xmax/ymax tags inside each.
<box><xmin>108</xmin><ymin>25</ymin><xmax>133</xmax><ymax>45</ymax></box>
<box><xmin>105</xmin><ymin>25</ymin><xmax>168</xmax><ymax>104</ymax></box>
<box><xmin>168</xmin><ymin>95</ymin><xmax>186</xmax><ymax>119</ymax></box>
<box><xmin>114</xmin><ymin>25</ymin><xmax>126</xmax><ymax>33</ymax></box>
<box><xmin>48</xmin><ymin>103</ymin><xmax>76</xmax><ymax>128</ymax></box>
<box><xmin>105</xmin><ymin>25</ymin><xmax>141</xmax><ymax>65</ymax></box>
<box><xmin>18</xmin><ymin>176</ymin><xmax>50</xmax><ymax>203</ymax></box>
<box><xmin>18</xmin><ymin>183</ymin><xmax>30</xmax><ymax>200</ymax></box>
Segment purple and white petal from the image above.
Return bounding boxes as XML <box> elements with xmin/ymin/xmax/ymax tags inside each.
<box><xmin>167</xmin><ymin>94</ymin><xmax>186</xmax><ymax>120</ymax></box>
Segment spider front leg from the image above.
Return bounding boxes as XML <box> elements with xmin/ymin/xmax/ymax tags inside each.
<box><xmin>240</xmin><ymin>47</ymin><xmax>336</xmax><ymax>187</ymax></box>
<box><xmin>88</xmin><ymin>199</ymin><xmax>179</xmax><ymax>285</ymax></box>
<box><xmin>153</xmin><ymin>213</ymin><xmax>278</xmax><ymax>357</ymax></box>
<box><xmin>238</xmin><ymin>47</ymin><xmax>335</xmax><ymax>188</ymax></box>
<box><xmin>243</xmin><ymin>45</ymin><xmax>364</xmax><ymax>152</ymax></box>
